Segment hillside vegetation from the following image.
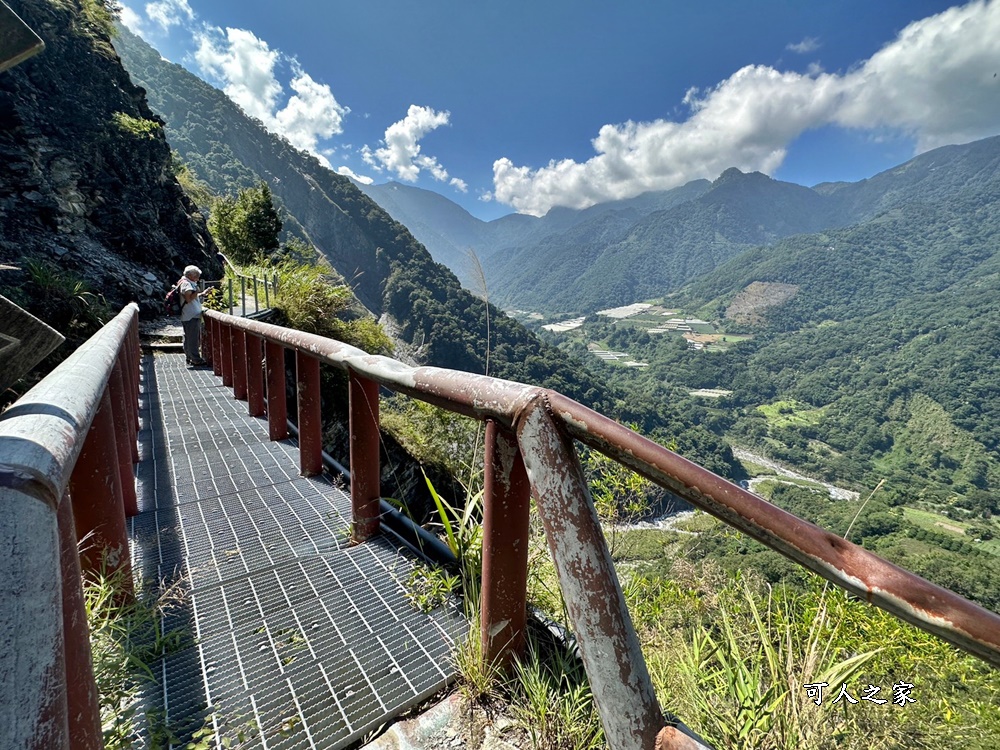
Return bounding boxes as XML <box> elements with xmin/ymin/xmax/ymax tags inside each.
<box><xmin>526</xmin><ymin>138</ymin><xmax>1000</xmax><ymax>617</ymax></box>
<box><xmin>114</xmin><ymin>23</ymin><xmax>747</xmax><ymax>476</ymax></box>
<box><xmin>677</xmin><ymin>167</ymin><xmax>1000</xmax><ymax>471</ymax></box>
<box><xmin>487</xmin><ymin>168</ymin><xmax>846</xmax><ymax>313</ymax></box>
<box><xmin>0</xmin><ymin>0</ymin><xmax>216</xmax><ymax>391</ymax></box>
<box><xmin>0</xmin><ymin>0</ymin><xmax>216</xmax><ymax>301</ymax></box>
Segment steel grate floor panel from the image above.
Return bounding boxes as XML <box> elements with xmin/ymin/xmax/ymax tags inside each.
<box><xmin>130</xmin><ymin>353</ymin><xmax>466</xmax><ymax>749</ymax></box>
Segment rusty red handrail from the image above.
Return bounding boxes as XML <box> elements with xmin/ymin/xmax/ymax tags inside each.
<box><xmin>0</xmin><ymin>303</ymin><xmax>141</xmax><ymax>750</ymax></box>
<box><xmin>204</xmin><ymin>308</ymin><xmax>1000</xmax><ymax>749</ymax></box>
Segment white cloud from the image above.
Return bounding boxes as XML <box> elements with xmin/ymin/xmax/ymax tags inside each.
<box><xmin>493</xmin><ymin>0</ymin><xmax>1000</xmax><ymax>215</ymax></box>
<box><xmin>364</xmin><ymin>105</ymin><xmax>461</xmax><ymax>186</ymax></box>
<box><xmin>195</xmin><ymin>27</ymin><xmax>282</xmax><ymax>122</ymax></box>
<box><xmin>119</xmin><ymin>4</ymin><xmax>145</xmax><ymax>33</ymax></box>
<box><xmin>835</xmin><ymin>0</ymin><xmax>1000</xmax><ymax>150</ymax></box>
<box><xmin>450</xmin><ymin>178</ymin><xmax>468</xmax><ymax>192</ymax></box>
<box><xmin>338</xmin><ymin>166</ymin><xmax>374</xmax><ymax>185</ymax></box>
<box><xmin>273</xmin><ymin>67</ymin><xmax>349</xmax><ymax>163</ymax></box>
<box><xmin>494</xmin><ymin>66</ymin><xmax>844</xmax><ymax>215</ymax></box>
<box><xmin>145</xmin><ymin>0</ymin><xmax>194</xmax><ymax>31</ymax></box>
<box><xmin>192</xmin><ymin>27</ymin><xmax>349</xmax><ymax>167</ymax></box>
<box><xmin>786</xmin><ymin>36</ymin><xmax>821</xmax><ymax>54</ymax></box>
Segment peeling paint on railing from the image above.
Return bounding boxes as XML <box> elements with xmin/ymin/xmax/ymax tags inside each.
<box><xmin>544</xmin><ymin>391</ymin><xmax>1000</xmax><ymax>669</ymax></box>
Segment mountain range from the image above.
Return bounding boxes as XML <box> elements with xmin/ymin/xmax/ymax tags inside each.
<box><xmin>354</xmin><ymin>177</ymin><xmax>712</xmax><ymax>290</ymax></box>
<box><xmin>354</xmin><ymin>137</ymin><xmax>1000</xmax><ymax>315</ymax></box>
<box><xmin>111</xmin><ymin>25</ymin><xmax>746</xmax><ymax>474</ymax></box>
<box><xmin>110</xmin><ymin>25</ymin><xmax>669</xmax><ymax>429</ymax></box>
<box><xmin>564</xmin><ymin>132</ymin><xmax>1000</xmax><ymax>512</ymax></box>
<box><xmin>112</xmin><ymin>29</ymin><xmax>559</xmax><ymax>366</ymax></box>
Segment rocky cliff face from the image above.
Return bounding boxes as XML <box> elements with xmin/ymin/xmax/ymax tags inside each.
<box><xmin>0</xmin><ymin>0</ymin><xmax>216</xmax><ymax>317</ymax></box>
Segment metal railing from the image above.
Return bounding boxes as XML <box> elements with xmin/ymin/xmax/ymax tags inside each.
<box><xmin>5</xmin><ymin>302</ymin><xmax>997</xmax><ymax>750</ymax></box>
<box><xmin>202</xmin><ymin>308</ymin><xmax>1000</xmax><ymax>750</ymax></box>
<box><xmin>223</xmin><ymin>271</ymin><xmax>278</xmax><ymax>317</ymax></box>
<box><xmin>210</xmin><ymin>252</ymin><xmax>278</xmax><ymax>317</ymax></box>
<box><xmin>0</xmin><ymin>304</ymin><xmax>141</xmax><ymax>750</ymax></box>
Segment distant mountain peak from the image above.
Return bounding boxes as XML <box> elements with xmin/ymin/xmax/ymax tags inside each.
<box><xmin>713</xmin><ymin>167</ymin><xmax>773</xmax><ymax>187</ymax></box>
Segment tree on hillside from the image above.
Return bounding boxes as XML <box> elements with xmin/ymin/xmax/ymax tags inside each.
<box><xmin>208</xmin><ymin>182</ymin><xmax>281</xmax><ymax>264</ymax></box>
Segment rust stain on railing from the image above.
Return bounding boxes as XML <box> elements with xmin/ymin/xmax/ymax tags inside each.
<box><xmin>544</xmin><ymin>391</ymin><xmax>1000</xmax><ymax>669</ymax></box>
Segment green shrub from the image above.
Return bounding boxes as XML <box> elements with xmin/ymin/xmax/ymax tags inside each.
<box><xmin>112</xmin><ymin>112</ymin><xmax>162</xmax><ymax>139</ymax></box>
<box><xmin>86</xmin><ymin>565</ymin><xmax>187</xmax><ymax>748</ymax></box>
<box><xmin>23</xmin><ymin>258</ymin><xmax>110</xmax><ymax>333</ymax></box>
<box><xmin>80</xmin><ymin>0</ymin><xmax>119</xmax><ymax>37</ymax></box>
<box><xmin>224</xmin><ymin>257</ymin><xmax>393</xmax><ymax>355</ymax></box>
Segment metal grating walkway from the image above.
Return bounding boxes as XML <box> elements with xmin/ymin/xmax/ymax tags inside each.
<box><xmin>130</xmin><ymin>353</ymin><xmax>467</xmax><ymax>748</ymax></box>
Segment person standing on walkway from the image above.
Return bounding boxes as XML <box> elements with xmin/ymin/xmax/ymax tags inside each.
<box><xmin>179</xmin><ymin>265</ymin><xmax>207</xmax><ymax>367</ymax></box>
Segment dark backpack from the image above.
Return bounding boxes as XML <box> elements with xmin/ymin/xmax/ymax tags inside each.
<box><xmin>164</xmin><ymin>279</ymin><xmax>185</xmax><ymax>316</ymax></box>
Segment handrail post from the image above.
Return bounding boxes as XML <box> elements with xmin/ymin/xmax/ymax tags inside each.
<box><xmin>246</xmin><ymin>333</ymin><xmax>265</xmax><ymax>417</ymax></box>
<box><xmin>296</xmin><ymin>351</ymin><xmax>323</xmax><ymax>476</ymax></box>
<box><xmin>58</xmin><ymin>494</ymin><xmax>102</xmax><ymax>750</ymax></box>
<box><xmin>228</xmin><ymin>277</ymin><xmax>234</xmax><ymax>315</ymax></box>
<box><xmin>221</xmin><ymin>322</ymin><xmax>234</xmax><ymax>387</ymax></box>
<box><xmin>109</xmin><ymin>359</ymin><xmax>138</xmax><ymax>516</ymax></box>
<box><xmin>68</xmin><ymin>387</ymin><xmax>132</xmax><ymax>590</ymax></box>
<box><xmin>240</xmin><ymin>276</ymin><xmax>246</xmax><ymax>317</ymax></box>
<box><xmin>0</xmin><ymin>486</ymin><xmax>68</xmax><ymax>750</ymax></box>
<box><xmin>516</xmin><ymin>400</ymin><xmax>664</xmax><ymax>750</ymax></box>
<box><xmin>481</xmin><ymin>420</ymin><xmax>531</xmax><ymax>669</ymax></box>
<box><xmin>349</xmin><ymin>372</ymin><xmax>380</xmax><ymax>542</ymax></box>
<box><xmin>211</xmin><ymin>317</ymin><xmax>223</xmax><ymax>376</ymax></box>
<box><xmin>121</xmin><ymin>338</ymin><xmax>139</xmax><ymax>463</ymax></box>
<box><xmin>231</xmin><ymin>329</ymin><xmax>248</xmax><ymax>401</ymax></box>
<box><xmin>264</xmin><ymin>276</ymin><xmax>270</xmax><ymax>308</ymax></box>
<box><xmin>266</xmin><ymin>341</ymin><xmax>288</xmax><ymax>440</ymax></box>
<box><xmin>253</xmin><ymin>276</ymin><xmax>259</xmax><ymax>313</ymax></box>
<box><xmin>203</xmin><ymin>315</ymin><xmax>214</xmax><ymax>367</ymax></box>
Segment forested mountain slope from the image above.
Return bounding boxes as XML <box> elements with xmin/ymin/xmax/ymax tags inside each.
<box><xmin>665</xmin><ymin>157</ymin><xmax>1000</xmax><ymax>503</ymax></box>
<box><xmin>112</xmin><ymin>28</ymin><xmax>750</xmax><ymax>475</ymax></box>
<box><xmin>356</xmin><ymin>178</ymin><xmax>712</xmax><ymax>289</ymax></box>
<box><xmin>353</xmin><ymin>181</ymin><xmax>491</xmax><ymax>285</ymax></box>
<box><xmin>0</xmin><ymin>0</ymin><xmax>215</xmax><ymax>320</ymax></box>
<box><xmin>817</xmin><ymin>135</ymin><xmax>1000</xmax><ymax>221</ymax></box>
<box><xmin>361</xmin><ymin>134</ymin><xmax>1000</xmax><ymax>318</ymax></box>
<box><xmin>488</xmin><ymin>168</ymin><xmax>840</xmax><ymax>313</ymax></box>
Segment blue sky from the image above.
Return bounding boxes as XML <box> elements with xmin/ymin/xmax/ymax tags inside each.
<box><xmin>120</xmin><ymin>1</ymin><xmax>1000</xmax><ymax>221</ymax></box>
